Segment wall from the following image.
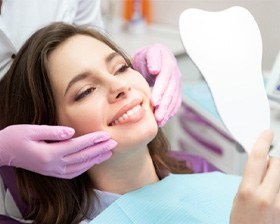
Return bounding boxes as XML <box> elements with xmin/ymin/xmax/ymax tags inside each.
<box><xmin>151</xmin><ymin>0</ymin><xmax>280</xmax><ymax>70</ymax></box>
<box><xmin>102</xmin><ymin>0</ymin><xmax>280</xmax><ymax>70</ymax></box>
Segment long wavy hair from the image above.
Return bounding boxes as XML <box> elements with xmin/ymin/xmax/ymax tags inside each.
<box><xmin>0</xmin><ymin>22</ymin><xmax>192</xmax><ymax>224</ymax></box>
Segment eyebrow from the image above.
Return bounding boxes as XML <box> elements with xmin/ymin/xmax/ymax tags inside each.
<box><xmin>106</xmin><ymin>52</ymin><xmax>120</xmax><ymax>64</ymax></box>
<box><xmin>64</xmin><ymin>73</ymin><xmax>89</xmax><ymax>96</ymax></box>
<box><xmin>64</xmin><ymin>52</ymin><xmax>121</xmax><ymax>96</ymax></box>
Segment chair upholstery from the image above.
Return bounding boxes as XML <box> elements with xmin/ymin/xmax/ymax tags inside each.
<box><xmin>169</xmin><ymin>151</ymin><xmax>219</xmax><ymax>173</ymax></box>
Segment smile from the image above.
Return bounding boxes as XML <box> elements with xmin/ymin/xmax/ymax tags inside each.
<box><xmin>109</xmin><ymin>102</ymin><xmax>144</xmax><ymax>126</ymax></box>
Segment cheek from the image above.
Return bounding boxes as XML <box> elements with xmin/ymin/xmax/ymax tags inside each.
<box><xmin>131</xmin><ymin>73</ymin><xmax>152</xmax><ymax>97</ymax></box>
<box><xmin>57</xmin><ymin>101</ymin><xmax>105</xmax><ymax>137</ymax></box>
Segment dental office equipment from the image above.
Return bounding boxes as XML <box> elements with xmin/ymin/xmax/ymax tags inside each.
<box><xmin>266</xmin><ymin>51</ymin><xmax>280</xmax><ymax>104</ymax></box>
<box><xmin>179</xmin><ymin>6</ymin><xmax>270</xmax><ymax>153</ymax></box>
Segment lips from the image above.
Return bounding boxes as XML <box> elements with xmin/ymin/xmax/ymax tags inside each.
<box><xmin>109</xmin><ymin>99</ymin><xmax>143</xmax><ymax>126</ymax></box>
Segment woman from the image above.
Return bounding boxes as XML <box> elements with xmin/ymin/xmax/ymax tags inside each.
<box><xmin>1</xmin><ymin>23</ymin><xmax>280</xmax><ymax>224</ymax></box>
<box><xmin>0</xmin><ymin>22</ymin><xmax>192</xmax><ymax>223</ymax></box>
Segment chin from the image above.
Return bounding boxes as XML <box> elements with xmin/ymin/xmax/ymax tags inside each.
<box><xmin>137</xmin><ymin>123</ymin><xmax>158</xmax><ymax>144</ymax></box>
<box><xmin>112</xmin><ymin>121</ymin><xmax>158</xmax><ymax>152</ymax></box>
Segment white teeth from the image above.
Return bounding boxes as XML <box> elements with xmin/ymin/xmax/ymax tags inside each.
<box><xmin>127</xmin><ymin>110</ymin><xmax>134</xmax><ymax>116</ymax></box>
<box><xmin>123</xmin><ymin>114</ymin><xmax>129</xmax><ymax>119</ymax></box>
<box><xmin>132</xmin><ymin>106</ymin><xmax>139</xmax><ymax>113</ymax></box>
<box><xmin>111</xmin><ymin>105</ymin><xmax>141</xmax><ymax>125</ymax></box>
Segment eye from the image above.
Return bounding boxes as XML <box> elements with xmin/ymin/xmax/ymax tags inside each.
<box><xmin>74</xmin><ymin>87</ymin><xmax>96</xmax><ymax>101</ymax></box>
<box><xmin>115</xmin><ymin>64</ymin><xmax>129</xmax><ymax>75</ymax></box>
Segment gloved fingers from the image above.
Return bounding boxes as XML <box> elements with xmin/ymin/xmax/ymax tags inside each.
<box><xmin>29</xmin><ymin>125</ymin><xmax>75</xmax><ymax>141</ymax></box>
<box><xmin>63</xmin><ymin>139</ymin><xmax>117</xmax><ymax>164</ymax></box>
<box><xmin>145</xmin><ymin>44</ymin><xmax>162</xmax><ymax>75</ymax></box>
<box><xmin>159</xmin><ymin>73</ymin><xmax>183</xmax><ymax>127</ymax></box>
<box><xmin>53</xmin><ymin>131</ymin><xmax>112</xmax><ymax>156</ymax></box>
<box><xmin>48</xmin><ymin>140</ymin><xmax>115</xmax><ymax>178</ymax></box>
<box><xmin>133</xmin><ymin>44</ymin><xmax>183</xmax><ymax>125</ymax></box>
<box><xmin>132</xmin><ymin>45</ymin><xmax>148</xmax><ymax>62</ymax></box>
<box><xmin>132</xmin><ymin>47</ymin><xmax>151</xmax><ymax>83</ymax></box>
<box><xmin>151</xmin><ymin>64</ymin><xmax>172</xmax><ymax>107</ymax></box>
<box><xmin>154</xmin><ymin>70</ymin><xmax>177</xmax><ymax>125</ymax></box>
<box><xmin>163</xmin><ymin>72</ymin><xmax>183</xmax><ymax>127</ymax></box>
<box><xmin>61</xmin><ymin>151</ymin><xmax>113</xmax><ymax>179</ymax></box>
<box><xmin>159</xmin><ymin>87</ymin><xmax>182</xmax><ymax>127</ymax></box>
<box><xmin>132</xmin><ymin>46</ymin><xmax>147</xmax><ymax>72</ymax></box>
<box><xmin>154</xmin><ymin>95</ymin><xmax>172</xmax><ymax>126</ymax></box>
<box><xmin>173</xmin><ymin>84</ymin><xmax>183</xmax><ymax>115</ymax></box>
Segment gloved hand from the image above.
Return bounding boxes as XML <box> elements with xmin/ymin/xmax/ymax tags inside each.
<box><xmin>0</xmin><ymin>125</ymin><xmax>117</xmax><ymax>179</ymax></box>
<box><xmin>132</xmin><ymin>44</ymin><xmax>182</xmax><ymax>127</ymax></box>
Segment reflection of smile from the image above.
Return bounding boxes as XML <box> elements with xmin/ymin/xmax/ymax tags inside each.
<box><xmin>109</xmin><ymin>99</ymin><xmax>145</xmax><ymax>126</ymax></box>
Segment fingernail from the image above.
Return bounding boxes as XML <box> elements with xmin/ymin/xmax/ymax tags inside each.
<box><xmin>160</xmin><ymin>117</ymin><xmax>169</xmax><ymax>127</ymax></box>
<box><xmin>94</xmin><ymin>133</ymin><xmax>111</xmax><ymax>142</ymax></box>
<box><xmin>155</xmin><ymin>109</ymin><xmax>164</xmax><ymax>122</ymax></box>
<box><xmin>158</xmin><ymin>120</ymin><xmax>164</xmax><ymax>128</ymax></box>
<box><xmin>148</xmin><ymin>65</ymin><xmax>160</xmax><ymax>74</ymax></box>
<box><xmin>61</xmin><ymin>128</ymin><xmax>75</xmax><ymax>138</ymax></box>
<box><xmin>104</xmin><ymin>140</ymin><xmax>118</xmax><ymax>151</ymax></box>
<box><xmin>97</xmin><ymin>151</ymin><xmax>113</xmax><ymax>164</ymax></box>
<box><xmin>152</xmin><ymin>97</ymin><xmax>160</xmax><ymax>107</ymax></box>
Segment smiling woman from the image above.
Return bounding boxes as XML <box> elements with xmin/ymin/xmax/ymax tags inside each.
<box><xmin>47</xmin><ymin>33</ymin><xmax>157</xmax><ymax>148</ymax></box>
<box><xmin>0</xmin><ymin>22</ymin><xmax>192</xmax><ymax>223</ymax></box>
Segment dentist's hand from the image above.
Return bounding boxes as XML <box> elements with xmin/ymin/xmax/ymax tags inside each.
<box><xmin>132</xmin><ymin>44</ymin><xmax>183</xmax><ymax>127</ymax></box>
<box><xmin>0</xmin><ymin>125</ymin><xmax>117</xmax><ymax>179</ymax></box>
<box><xmin>230</xmin><ymin>129</ymin><xmax>280</xmax><ymax>224</ymax></box>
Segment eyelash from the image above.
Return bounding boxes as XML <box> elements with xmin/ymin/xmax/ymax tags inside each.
<box><xmin>74</xmin><ymin>87</ymin><xmax>96</xmax><ymax>101</ymax></box>
<box><xmin>115</xmin><ymin>64</ymin><xmax>129</xmax><ymax>75</ymax></box>
<box><xmin>74</xmin><ymin>64</ymin><xmax>129</xmax><ymax>102</ymax></box>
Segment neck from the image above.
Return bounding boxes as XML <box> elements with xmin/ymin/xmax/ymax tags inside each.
<box><xmin>87</xmin><ymin>146</ymin><xmax>159</xmax><ymax>194</ymax></box>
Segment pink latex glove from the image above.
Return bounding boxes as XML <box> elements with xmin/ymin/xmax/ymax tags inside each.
<box><xmin>132</xmin><ymin>44</ymin><xmax>182</xmax><ymax>127</ymax></box>
<box><xmin>0</xmin><ymin>125</ymin><xmax>117</xmax><ymax>179</ymax></box>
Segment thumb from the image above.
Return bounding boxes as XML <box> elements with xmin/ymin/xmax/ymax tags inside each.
<box><xmin>145</xmin><ymin>45</ymin><xmax>162</xmax><ymax>75</ymax></box>
<box><xmin>29</xmin><ymin>125</ymin><xmax>75</xmax><ymax>141</ymax></box>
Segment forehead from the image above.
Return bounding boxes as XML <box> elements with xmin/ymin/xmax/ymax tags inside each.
<box><xmin>47</xmin><ymin>34</ymin><xmax>115</xmax><ymax>92</ymax></box>
<box><xmin>50</xmin><ymin>34</ymin><xmax>113</xmax><ymax>58</ymax></box>
<box><xmin>47</xmin><ymin>34</ymin><xmax>115</xmax><ymax>76</ymax></box>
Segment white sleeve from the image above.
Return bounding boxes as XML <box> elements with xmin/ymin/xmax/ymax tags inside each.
<box><xmin>74</xmin><ymin>0</ymin><xmax>104</xmax><ymax>29</ymax></box>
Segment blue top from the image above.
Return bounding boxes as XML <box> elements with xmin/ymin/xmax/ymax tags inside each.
<box><xmin>90</xmin><ymin>172</ymin><xmax>241</xmax><ymax>224</ymax></box>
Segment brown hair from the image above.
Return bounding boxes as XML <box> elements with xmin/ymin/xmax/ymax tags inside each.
<box><xmin>0</xmin><ymin>22</ymin><xmax>192</xmax><ymax>223</ymax></box>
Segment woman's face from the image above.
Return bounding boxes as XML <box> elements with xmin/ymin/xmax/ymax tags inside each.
<box><xmin>47</xmin><ymin>34</ymin><xmax>158</xmax><ymax>151</ymax></box>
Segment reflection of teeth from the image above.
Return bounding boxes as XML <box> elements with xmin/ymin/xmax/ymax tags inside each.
<box><xmin>111</xmin><ymin>105</ymin><xmax>141</xmax><ymax>126</ymax></box>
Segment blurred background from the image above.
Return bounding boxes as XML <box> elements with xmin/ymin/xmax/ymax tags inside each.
<box><xmin>101</xmin><ymin>0</ymin><xmax>280</xmax><ymax>72</ymax></box>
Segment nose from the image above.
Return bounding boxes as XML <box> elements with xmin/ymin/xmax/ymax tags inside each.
<box><xmin>108</xmin><ymin>78</ymin><xmax>131</xmax><ymax>103</ymax></box>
